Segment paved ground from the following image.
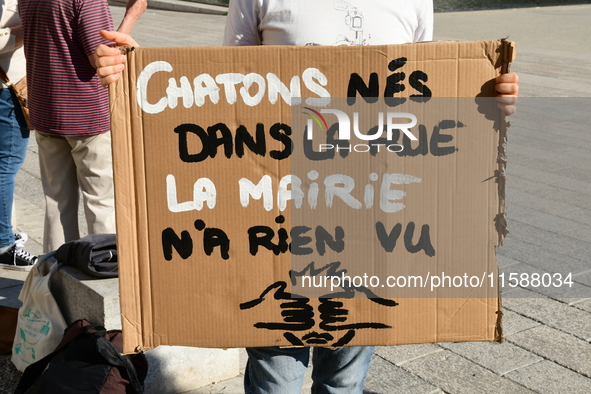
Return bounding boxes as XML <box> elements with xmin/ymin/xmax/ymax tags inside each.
<box><xmin>1</xmin><ymin>3</ymin><xmax>590</xmax><ymax>393</ymax></box>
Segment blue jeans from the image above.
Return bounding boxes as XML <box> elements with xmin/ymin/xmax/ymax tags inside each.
<box><xmin>0</xmin><ymin>88</ymin><xmax>29</xmax><ymax>248</ymax></box>
<box><xmin>244</xmin><ymin>346</ymin><xmax>374</xmax><ymax>394</ymax></box>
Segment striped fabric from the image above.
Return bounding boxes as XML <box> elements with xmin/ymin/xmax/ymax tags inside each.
<box><xmin>19</xmin><ymin>0</ymin><xmax>114</xmax><ymax>136</ymax></box>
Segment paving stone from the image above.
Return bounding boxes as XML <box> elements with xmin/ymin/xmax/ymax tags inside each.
<box><xmin>505</xmin><ymin>220</ymin><xmax>585</xmax><ymax>255</ymax></box>
<box><xmin>559</xmin><ymin>207</ymin><xmax>591</xmax><ymax>226</ymax></box>
<box><xmin>399</xmin><ymin>350</ymin><xmax>534</xmax><ymax>394</ymax></box>
<box><xmin>540</xmin><ymin>142</ymin><xmax>591</xmax><ymax>172</ymax></box>
<box><xmin>439</xmin><ymin>341</ymin><xmax>542</xmax><ymax>375</ymax></box>
<box><xmin>14</xmin><ymin>213</ymin><xmax>45</xmax><ymax>223</ymax></box>
<box><xmin>563</xmin><ymin>225</ymin><xmax>591</xmax><ymax>244</ymax></box>
<box><xmin>375</xmin><ymin>344</ymin><xmax>443</xmax><ymax>366</ymax></box>
<box><xmin>15</xmin><ymin>202</ymin><xmax>42</xmax><ymax>211</ymax></box>
<box><xmin>552</xmin><ymin>167</ymin><xmax>591</xmax><ymax>184</ymax></box>
<box><xmin>559</xmin><ymin>145</ymin><xmax>591</xmax><ymax>163</ymax></box>
<box><xmin>515</xmin><ymin>99</ymin><xmax>591</xmax><ymax>130</ymax></box>
<box><xmin>496</xmin><ymin>254</ymin><xmax>521</xmax><ymax>269</ymax></box>
<box><xmin>574</xmin><ymin>270</ymin><xmax>591</xmax><ymax>287</ymax></box>
<box><xmin>14</xmin><ymin>214</ymin><xmax>44</xmax><ymax>224</ymax></box>
<box><xmin>0</xmin><ymin>269</ymin><xmax>28</xmax><ymax>282</ymax></box>
<box><xmin>13</xmin><ymin>195</ymin><xmax>39</xmax><ymax>208</ymax></box>
<box><xmin>13</xmin><ymin>205</ymin><xmax>44</xmax><ymax>215</ymax></box>
<box><xmin>186</xmin><ymin>375</ymin><xmax>244</xmax><ymax>394</ymax></box>
<box><xmin>364</xmin><ymin>356</ymin><xmax>442</xmax><ymax>394</ymax></box>
<box><xmin>14</xmin><ymin>220</ymin><xmax>43</xmax><ymax>234</ymax></box>
<box><xmin>27</xmin><ymin>237</ymin><xmax>43</xmax><ymax>250</ymax></box>
<box><xmin>551</xmin><ymin>178</ymin><xmax>591</xmax><ymax>197</ymax></box>
<box><xmin>514</xmin><ymin>57</ymin><xmax>591</xmax><ymax>89</ymax></box>
<box><xmin>509</xmin><ymin>114</ymin><xmax>591</xmax><ymax>149</ymax></box>
<box><xmin>19</xmin><ymin>147</ymin><xmax>41</xmax><ymax>179</ymax></box>
<box><xmin>506</xmin><ymin>162</ymin><xmax>567</xmax><ymax>185</ymax></box>
<box><xmin>506</xmin><ymin>325</ymin><xmax>591</xmax><ymax>378</ymax></box>
<box><xmin>502</xmin><ymin>288</ymin><xmax>591</xmax><ymax>340</ymax></box>
<box><xmin>497</xmin><ymin>238</ymin><xmax>590</xmax><ymax>276</ymax></box>
<box><xmin>14</xmin><ymin>170</ymin><xmax>45</xmax><ymax>209</ymax></box>
<box><xmin>500</xmin><ymin>309</ymin><xmax>541</xmax><ymax>337</ymax></box>
<box><xmin>143</xmin><ymin>346</ymin><xmax>241</xmax><ymax>394</ymax></box>
<box><xmin>506</xmin><ymin>188</ymin><xmax>578</xmax><ymax>216</ymax></box>
<box><xmin>510</xmin><ymin>144</ymin><xmax>591</xmax><ymax>174</ymax></box>
<box><xmin>506</xmin><ymin>153</ymin><xmax>567</xmax><ymax>175</ymax></box>
<box><xmin>508</xmin><ymin>175</ymin><xmax>591</xmax><ymax>210</ymax></box>
<box><xmin>515</xmin><ymin>133</ymin><xmax>580</xmax><ymax>155</ymax></box>
<box><xmin>14</xmin><ymin>225</ymin><xmax>43</xmax><ymax>237</ymax></box>
<box><xmin>435</xmin><ymin>3</ymin><xmax>591</xmax><ymax>53</ymax></box>
<box><xmin>514</xmin><ymin>75</ymin><xmax>591</xmax><ymax>96</ymax></box>
<box><xmin>26</xmin><ymin>243</ymin><xmax>44</xmax><ymax>258</ymax></box>
<box><xmin>505</xmin><ymin>360</ymin><xmax>591</xmax><ymax>394</ymax></box>
<box><xmin>190</xmin><ymin>350</ymin><xmax>249</xmax><ymax>393</ymax></box>
<box><xmin>572</xmin><ymin>298</ymin><xmax>591</xmax><ymax>313</ymax></box>
<box><xmin>500</xmin><ymin>263</ymin><xmax>591</xmax><ymax>302</ymax></box>
<box><xmin>13</xmin><ymin>195</ymin><xmax>45</xmax><ymax>256</ymax></box>
<box><xmin>500</xmin><ymin>286</ymin><xmax>520</xmax><ymax>298</ymax></box>
<box><xmin>508</xmin><ymin>204</ymin><xmax>586</xmax><ymax>234</ymax></box>
<box><xmin>528</xmin><ymin>282</ymin><xmax>591</xmax><ymax>305</ymax></box>
<box><xmin>506</xmin><ymin>124</ymin><xmax>557</xmax><ymax>145</ymax></box>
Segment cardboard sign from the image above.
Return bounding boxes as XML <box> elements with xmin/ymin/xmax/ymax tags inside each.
<box><xmin>110</xmin><ymin>40</ymin><xmax>515</xmax><ymax>353</ymax></box>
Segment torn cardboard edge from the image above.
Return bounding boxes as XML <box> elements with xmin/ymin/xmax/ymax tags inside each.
<box><xmin>494</xmin><ymin>38</ymin><xmax>516</xmax><ymax>344</ymax></box>
<box><xmin>493</xmin><ymin>38</ymin><xmax>515</xmax><ymax>344</ymax></box>
<box><xmin>495</xmin><ymin>39</ymin><xmax>516</xmax><ymax>248</ymax></box>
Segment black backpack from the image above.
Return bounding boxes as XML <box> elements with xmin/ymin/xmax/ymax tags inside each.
<box><xmin>15</xmin><ymin>320</ymin><xmax>148</xmax><ymax>394</ymax></box>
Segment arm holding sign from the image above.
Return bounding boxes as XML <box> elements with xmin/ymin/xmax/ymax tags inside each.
<box><xmin>96</xmin><ymin>31</ymin><xmax>138</xmax><ymax>86</ymax></box>
<box><xmin>117</xmin><ymin>0</ymin><xmax>147</xmax><ymax>34</ymax></box>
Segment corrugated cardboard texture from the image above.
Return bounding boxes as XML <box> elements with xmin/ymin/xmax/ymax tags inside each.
<box><xmin>109</xmin><ymin>40</ymin><xmax>514</xmax><ymax>353</ymax></box>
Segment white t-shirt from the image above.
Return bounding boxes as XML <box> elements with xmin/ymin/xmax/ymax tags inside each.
<box><xmin>223</xmin><ymin>0</ymin><xmax>433</xmax><ymax>47</ymax></box>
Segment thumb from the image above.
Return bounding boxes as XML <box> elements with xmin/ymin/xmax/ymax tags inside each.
<box><xmin>99</xmin><ymin>30</ymin><xmax>139</xmax><ymax>47</ymax></box>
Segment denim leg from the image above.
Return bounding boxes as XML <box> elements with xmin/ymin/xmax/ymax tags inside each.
<box><xmin>244</xmin><ymin>346</ymin><xmax>310</xmax><ymax>394</ymax></box>
<box><xmin>311</xmin><ymin>346</ymin><xmax>374</xmax><ymax>394</ymax></box>
<box><xmin>0</xmin><ymin>88</ymin><xmax>29</xmax><ymax>248</ymax></box>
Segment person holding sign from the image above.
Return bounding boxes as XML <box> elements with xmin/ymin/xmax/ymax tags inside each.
<box><xmin>95</xmin><ymin>1</ymin><xmax>518</xmax><ymax>393</ymax></box>
<box><xmin>18</xmin><ymin>0</ymin><xmax>146</xmax><ymax>253</ymax></box>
